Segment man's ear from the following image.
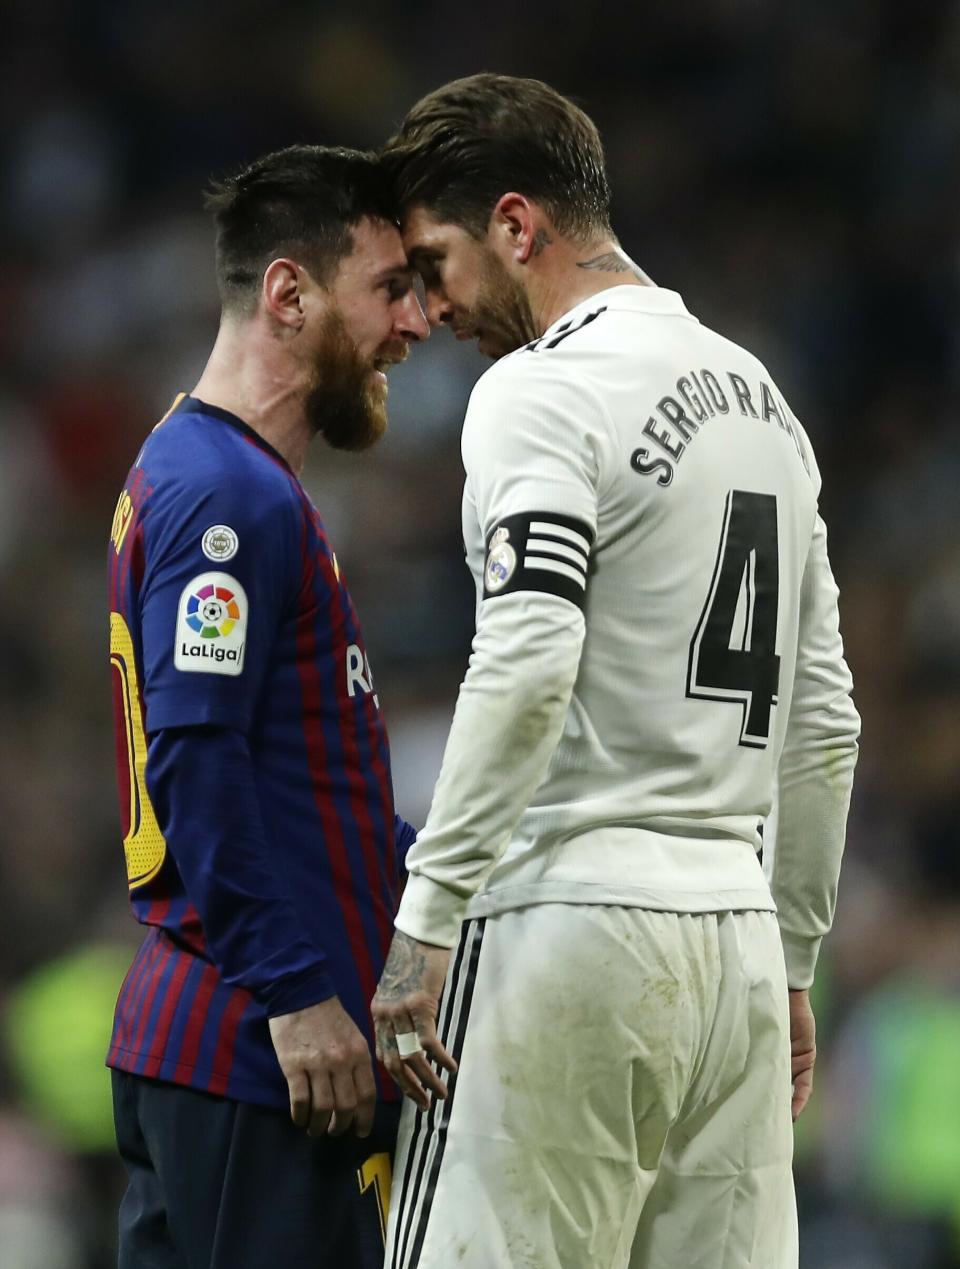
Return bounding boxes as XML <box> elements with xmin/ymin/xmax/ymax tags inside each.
<box><xmin>262</xmin><ymin>258</ymin><xmax>305</xmax><ymax>330</ymax></box>
<box><xmin>490</xmin><ymin>192</ymin><xmax>540</xmax><ymax>264</ymax></box>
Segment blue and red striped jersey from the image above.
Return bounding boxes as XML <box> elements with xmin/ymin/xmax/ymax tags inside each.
<box><xmin>107</xmin><ymin>394</ymin><xmax>406</xmax><ymax>1108</ymax></box>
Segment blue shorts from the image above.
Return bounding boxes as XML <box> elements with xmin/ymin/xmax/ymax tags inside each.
<box><xmin>113</xmin><ymin>1070</ymin><xmax>399</xmax><ymax>1269</ymax></box>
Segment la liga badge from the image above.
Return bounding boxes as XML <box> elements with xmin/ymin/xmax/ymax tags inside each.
<box><xmin>175</xmin><ymin>572</ymin><xmax>247</xmax><ymax>675</ymax></box>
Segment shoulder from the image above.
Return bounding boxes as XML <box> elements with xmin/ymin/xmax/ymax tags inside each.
<box><xmin>146</xmin><ymin>411</ymin><xmax>298</xmax><ymax>517</ymax></box>
<box><xmin>462</xmin><ymin>340</ymin><xmax>616</xmax><ymax>492</ymax></box>
<box><xmin>138</xmin><ymin>413</ymin><xmax>302</xmax><ymax>562</ymax></box>
<box><xmin>464</xmin><ymin>338</ymin><xmax>608</xmax><ymax>439</ymax></box>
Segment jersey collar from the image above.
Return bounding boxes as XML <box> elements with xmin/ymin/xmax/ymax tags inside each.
<box><xmin>543</xmin><ymin>285</ymin><xmax>696</xmax><ymax>338</ymax></box>
<box><xmin>172</xmin><ymin>395</ymin><xmax>295</xmax><ymax>474</ymax></box>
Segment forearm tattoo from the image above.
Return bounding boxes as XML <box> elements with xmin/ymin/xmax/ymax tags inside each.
<box><xmin>378</xmin><ymin>931</ymin><xmax>427</xmax><ymax>999</ymax></box>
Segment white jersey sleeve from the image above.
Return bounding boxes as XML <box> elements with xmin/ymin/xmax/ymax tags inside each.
<box><xmin>394</xmin><ymin>353</ymin><xmax>615</xmax><ymax>947</ymax></box>
<box><xmin>766</xmin><ymin>508</ymin><xmax>860</xmax><ymax>987</ymax></box>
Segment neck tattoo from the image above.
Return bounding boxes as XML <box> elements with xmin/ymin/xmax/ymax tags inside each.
<box><xmin>577</xmin><ymin>252</ymin><xmax>646</xmax><ymax>280</ymax></box>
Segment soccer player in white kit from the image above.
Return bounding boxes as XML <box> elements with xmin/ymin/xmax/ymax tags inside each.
<box><xmin>371</xmin><ymin>74</ymin><xmax>860</xmax><ymax>1269</ymax></box>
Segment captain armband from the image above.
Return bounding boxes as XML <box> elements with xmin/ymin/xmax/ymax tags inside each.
<box><xmin>482</xmin><ymin>511</ymin><xmax>594</xmax><ymax>610</ymax></box>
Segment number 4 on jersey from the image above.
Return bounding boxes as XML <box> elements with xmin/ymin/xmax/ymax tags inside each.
<box><xmin>687</xmin><ymin>490</ymin><xmax>781</xmax><ymax>748</ymax></box>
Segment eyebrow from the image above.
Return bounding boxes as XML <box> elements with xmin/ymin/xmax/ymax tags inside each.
<box><xmin>373</xmin><ymin>263</ymin><xmax>416</xmax><ymax>285</ymax></box>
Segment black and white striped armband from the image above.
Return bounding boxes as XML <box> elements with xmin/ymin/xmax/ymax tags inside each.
<box><xmin>482</xmin><ymin>511</ymin><xmax>594</xmax><ymax>609</ymax></box>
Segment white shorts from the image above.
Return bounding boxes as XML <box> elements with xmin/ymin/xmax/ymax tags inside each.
<box><xmin>385</xmin><ymin>906</ymin><xmax>798</xmax><ymax>1269</ymax></box>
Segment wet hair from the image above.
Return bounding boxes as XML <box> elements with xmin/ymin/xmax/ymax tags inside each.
<box><xmin>382</xmin><ymin>73</ymin><xmax>612</xmax><ymax>240</ymax></box>
<box><xmin>204</xmin><ymin>144</ymin><xmax>397</xmax><ymax>313</ymax></box>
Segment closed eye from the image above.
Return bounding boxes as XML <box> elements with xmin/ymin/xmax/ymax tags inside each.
<box><xmin>409</xmin><ymin>250</ymin><xmax>443</xmax><ymax>287</ymax></box>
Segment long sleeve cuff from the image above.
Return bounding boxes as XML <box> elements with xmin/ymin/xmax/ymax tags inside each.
<box><xmin>260</xmin><ymin>965</ymin><xmax>336</xmax><ymax>1018</ymax></box>
<box><xmin>394</xmin><ymin>873</ymin><xmax>467</xmax><ymax>949</ymax></box>
<box><xmin>779</xmin><ymin>929</ymin><xmax>822</xmax><ymax>990</ymax></box>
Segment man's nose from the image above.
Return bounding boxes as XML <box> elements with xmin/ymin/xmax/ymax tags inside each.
<box><xmin>398</xmin><ymin>291</ymin><xmax>429</xmax><ymax>342</ymax></box>
<box><xmin>425</xmin><ymin>290</ymin><xmax>454</xmax><ymax>329</ymax></box>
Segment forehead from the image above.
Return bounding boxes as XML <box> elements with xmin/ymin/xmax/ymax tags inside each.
<box><xmin>400</xmin><ymin>206</ymin><xmax>467</xmax><ymax>255</ymax></box>
<box><xmin>339</xmin><ymin>215</ymin><xmax>408</xmax><ymax>277</ymax></box>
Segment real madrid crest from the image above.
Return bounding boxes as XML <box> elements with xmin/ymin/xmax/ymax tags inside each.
<box><xmin>485</xmin><ymin>525</ymin><xmax>517</xmax><ymax>593</ymax></box>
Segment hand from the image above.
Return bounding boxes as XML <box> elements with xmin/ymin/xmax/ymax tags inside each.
<box><xmin>788</xmin><ymin>987</ymin><xmax>816</xmax><ymax>1121</ymax></box>
<box><xmin>372</xmin><ymin>930</ymin><xmax>456</xmax><ymax>1110</ymax></box>
<box><xmin>268</xmin><ymin>996</ymin><xmax>376</xmax><ymax>1138</ymax></box>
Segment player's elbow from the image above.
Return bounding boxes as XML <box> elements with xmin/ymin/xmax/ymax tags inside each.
<box><xmin>787</xmin><ymin>680</ymin><xmax>861</xmax><ymax>752</ymax></box>
<box><xmin>523</xmin><ymin>655</ymin><xmax>579</xmax><ymax>714</ymax></box>
<box><xmin>463</xmin><ymin>617</ymin><xmax>581</xmax><ymax>744</ymax></box>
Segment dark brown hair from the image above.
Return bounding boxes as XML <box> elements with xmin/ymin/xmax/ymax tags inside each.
<box><xmin>382</xmin><ymin>73</ymin><xmax>612</xmax><ymax>240</ymax></box>
<box><xmin>204</xmin><ymin>145</ymin><xmax>396</xmax><ymax>313</ymax></box>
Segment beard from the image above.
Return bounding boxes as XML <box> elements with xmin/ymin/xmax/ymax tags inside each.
<box><xmin>304</xmin><ymin>310</ymin><xmax>402</xmax><ymax>452</ymax></box>
<box><xmin>465</xmin><ymin>247</ymin><xmax>540</xmax><ymax>359</ymax></box>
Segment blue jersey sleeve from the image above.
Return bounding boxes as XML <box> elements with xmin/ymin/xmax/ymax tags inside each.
<box><xmin>140</xmin><ymin>468</ymin><xmax>299</xmax><ymax>733</ymax></box>
<box><xmin>394</xmin><ymin>815</ymin><xmax>418</xmax><ymax>877</ymax></box>
<box><xmin>147</xmin><ymin>726</ymin><xmax>333</xmax><ymax>1014</ymax></box>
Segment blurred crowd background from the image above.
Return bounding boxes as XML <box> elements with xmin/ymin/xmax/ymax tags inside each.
<box><xmin>2</xmin><ymin>0</ymin><xmax>959</xmax><ymax>1265</ymax></box>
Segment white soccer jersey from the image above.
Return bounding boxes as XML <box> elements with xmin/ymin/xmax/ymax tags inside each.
<box><xmin>396</xmin><ymin>285</ymin><xmax>860</xmax><ymax>986</ymax></box>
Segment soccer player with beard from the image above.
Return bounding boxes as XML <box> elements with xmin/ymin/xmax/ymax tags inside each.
<box><xmin>371</xmin><ymin>78</ymin><xmax>860</xmax><ymax>1268</ymax></box>
<box><xmin>106</xmin><ymin>145</ymin><xmax>430</xmax><ymax>1269</ymax></box>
